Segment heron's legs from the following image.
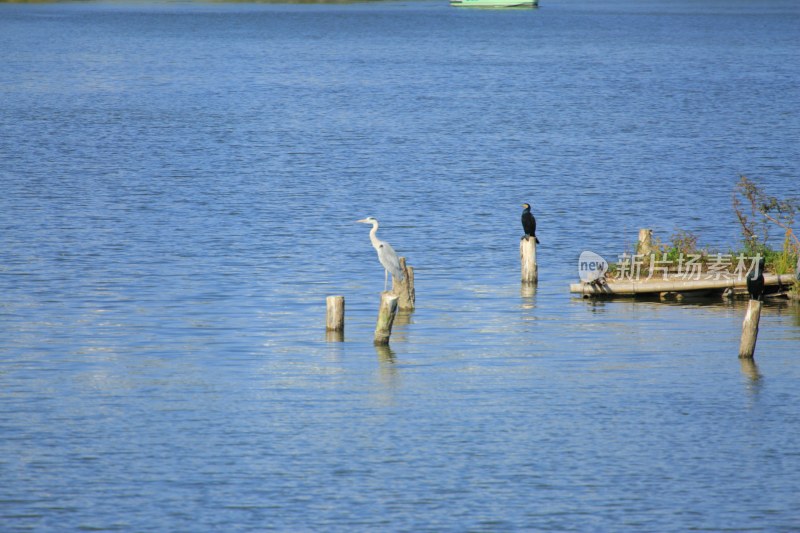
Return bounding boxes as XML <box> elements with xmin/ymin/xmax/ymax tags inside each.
<box><xmin>384</xmin><ymin>269</ymin><xmax>388</xmax><ymax>292</ymax></box>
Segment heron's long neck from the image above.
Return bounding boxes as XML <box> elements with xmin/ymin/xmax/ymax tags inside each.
<box><xmin>368</xmin><ymin>222</ymin><xmax>380</xmax><ymax>248</ymax></box>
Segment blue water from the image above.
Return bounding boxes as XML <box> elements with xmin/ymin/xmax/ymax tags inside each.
<box><xmin>1</xmin><ymin>0</ymin><xmax>800</xmax><ymax>530</ymax></box>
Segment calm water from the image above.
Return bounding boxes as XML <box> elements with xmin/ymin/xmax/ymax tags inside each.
<box><xmin>2</xmin><ymin>0</ymin><xmax>800</xmax><ymax>530</ymax></box>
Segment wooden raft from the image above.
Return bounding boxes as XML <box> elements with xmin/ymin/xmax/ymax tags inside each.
<box><xmin>571</xmin><ymin>273</ymin><xmax>797</xmax><ymax>297</ymax></box>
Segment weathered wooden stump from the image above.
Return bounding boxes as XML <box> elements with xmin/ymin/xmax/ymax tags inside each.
<box><xmin>392</xmin><ymin>257</ymin><xmax>415</xmax><ymax>311</ymax></box>
<box><xmin>738</xmin><ymin>299</ymin><xmax>762</xmax><ymax>359</ymax></box>
<box><xmin>326</xmin><ymin>295</ymin><xmax>345</xmax><ymax>332</ymax></box>
<box><xmin>520</xmin><ymin>236</ymin><xmax>538</xmax><ymax>283</ymax></box>
<box><xmin>325</xmin><ymin>295</ymin><xmax>345</xmax><ymax>342</ymax></box>
<box><xmin>374</xmin><ymin>292</ymin><xmax>399</xmax><ymax>346</ymax></box>
<box><xmin>637</xmin><ymin>228</ymin><xmax>654</xmax><ymax>256</ymax></box>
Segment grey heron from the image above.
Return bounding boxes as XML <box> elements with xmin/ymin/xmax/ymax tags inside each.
<box><xmin>356</xmin><ymin>217</ymin><xmax>404</xmax><ymax>292</ymax></box>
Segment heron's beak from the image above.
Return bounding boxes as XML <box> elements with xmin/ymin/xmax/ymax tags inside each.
<box><xmin>355</xmin><ymin>218</ymin><xmax>368</xmax><ymax>224</ymax></box>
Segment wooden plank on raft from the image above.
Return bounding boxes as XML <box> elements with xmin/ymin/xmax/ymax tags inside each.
<box><xmin>570</xmin><ymin>273</ymin><xmax>796</xmax><ymax>297</ymax></box>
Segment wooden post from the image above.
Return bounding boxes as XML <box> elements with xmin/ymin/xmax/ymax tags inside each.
<box><xmin>374</xmin><ymin>292</ymin><xmax>399</xmax><ymax>346</ymax></box>
<box><xmin>637</xmin><ymin>228</ymin><xmax>654</xmax><ymax>256</ymax></box>
<box><xmin>520</xmin><ymin>236</ymin><xmax>538</xmax><ymax>283</ymax></box>
<box><xmin>393</xmin><ymin>257</ymin><xmax>415</xmax><ymax>311</ymax></box>
<box><xmin>738</xmin><ymin>299</ymin><xmax>763</xmax><ymax>359</ymax></box>
<box><xmin>326</xmin><ymin>296</ymin><xmax>345</xmax><ymax>332</ymax></box>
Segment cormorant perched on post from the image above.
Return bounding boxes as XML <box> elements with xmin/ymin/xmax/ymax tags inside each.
<box><xmin>521</xmin><ymin>203</ymin><xmax>540</xmax><ymax>244</ymax></box>
<box><xmin>746</xmin><ymin>257</ymin><xmax>765</xmax><ymax>301</ymax></box>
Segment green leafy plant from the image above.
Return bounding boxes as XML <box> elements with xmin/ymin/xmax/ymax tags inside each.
<box><xmin>663</xmin><ymin>229</ymin><xmax>702</xmax><ymax>263</ymax></box>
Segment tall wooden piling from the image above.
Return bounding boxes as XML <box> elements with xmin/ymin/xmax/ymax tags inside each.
<box><xmin>393</xmin><ymin>257</ymin><xmax>416</xmax><ymax>311</ymax></box>
<box><xmin>374</xmin><ymin>292</ymin><xmax>399</xmax><ymax>346</ymax></box>
<box><xmin>738</xmin><ymin>299</ymin><xmax>763</xmax><ymax>359</ymax></box>
<box><xmin>520</xmin><ymin>236</ymin><xmax>538</xmax><ymax>283</ymax></box>
<box><xmin>326</xmin><ymin>295</ymin><xmax>345</xmax><ymax>332</ymax></box>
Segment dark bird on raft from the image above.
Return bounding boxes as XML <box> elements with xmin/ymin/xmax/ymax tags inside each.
<box><xmin>746</xmin><ymin>257</ymin><xmax>766</xmax><ymax>301</ymax></box>
<box><xmin>521</xmin><ymin>203</ymin><xmax>540</xmax><ymax>244</ymax></box>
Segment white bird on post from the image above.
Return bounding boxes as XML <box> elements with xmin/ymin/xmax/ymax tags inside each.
<box><xmin>356</xmin><ymin>217</ymin><xmax>404</xmax><ymax>292</ymax></box>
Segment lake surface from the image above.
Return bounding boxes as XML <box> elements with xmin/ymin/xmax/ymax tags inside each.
<box><xmin>1</xmin><ymin>0</ymin><xmax>800</xmax><ymax>530</ymax></box>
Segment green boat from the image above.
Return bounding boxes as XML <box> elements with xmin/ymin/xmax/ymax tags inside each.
<box><xmin>450</xmin><ymin>0</ymin><xmax>538</xmax><ymax>7</ymax></box>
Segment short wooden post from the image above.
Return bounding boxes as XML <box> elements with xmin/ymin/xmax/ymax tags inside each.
<box><xmin>637</xmin><ymin>228</ymin><xmax>654</xmax><ymax>256</ymax></box>
<box><xmin>374</xmin><ymin>292</ymin><xmax>399</xmax><ymax>346</ymax></box>
<box><xmin>520</xmin><ymin>236</ymin><xmax>538</xmax><ymax>283</ymax></box>
<box><xmin>393</xmin><ymin>257</ymin><xmax>415</xmax><ymax>311</ymax></box>
<box><xmin>326</xmin><ymin>296</ymin><xmax>345</xmax><ymax>332</ymax></box>
<box><xmin>738</xmin><ymin>299</ymin><xmax>763</xmax><ymax>359</ymax></box>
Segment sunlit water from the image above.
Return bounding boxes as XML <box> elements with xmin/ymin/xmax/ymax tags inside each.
<box><xmin>1</xmin><ymin>0</ymin><xmax>799</xmax><ymax>530</ymax></box>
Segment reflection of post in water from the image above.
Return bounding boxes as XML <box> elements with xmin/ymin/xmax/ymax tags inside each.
<box><xmin>520</xmin><ymin>283</ymin><xmax>537</xmax><ymax>311</ymax></box>
<box><xmin>387</xmin><ymin>309</ymin><xmax>414</xmax><ymax>343</ymax></box>
<box><xmin>585</xmin><ymin>300</ymin><xmax>607</xmax><ymax>314</ymax></box>
<box><xmin>325</xmin><ymin>329</ymin><xmax>344</xmax><ymax>343</ymax></box>
<box><xmin>375</xmin><ymin>343</ymin><xmax>396</xmax><ymax>364</ymax></box>
<box><xmin>739</xmin><ymin>357</ymin><xmax>762</xmax><ymax>382</ymax></box>
<box><xmin>520</xmin><ymin>283</ymin><xmax>537</xmax><ymax>299</ymax></box>
<box><xmin>374</xmin><ymin>344</ymin><xmax>399</xmax><ymax>404</ymax></box>
<box><xmin>793</xmin><ymin>300</ymin><xmax>800</xmax><ymax>328</ymax></box>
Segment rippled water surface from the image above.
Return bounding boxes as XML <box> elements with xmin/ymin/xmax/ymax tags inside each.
<box><xmin>2</xmin><ymin>0</ymin><xmax>800</xmax><ymax>530</ymax></box>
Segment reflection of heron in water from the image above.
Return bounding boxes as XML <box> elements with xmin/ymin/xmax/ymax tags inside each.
<box><xmin>357</xmin><ymin>217</ymin><xmax>404</xmax><ymax>292</ymax></box>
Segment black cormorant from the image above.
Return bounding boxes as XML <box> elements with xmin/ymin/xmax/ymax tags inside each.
<box><xmin>746</xmin><ymin>257</ymin><xmax>765</xmax><ymax>301</ymax></box>
<box><xmin>521</xmin><ymin>203</ymin><xmax>540</xmax><ymax>244</ymax></box>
